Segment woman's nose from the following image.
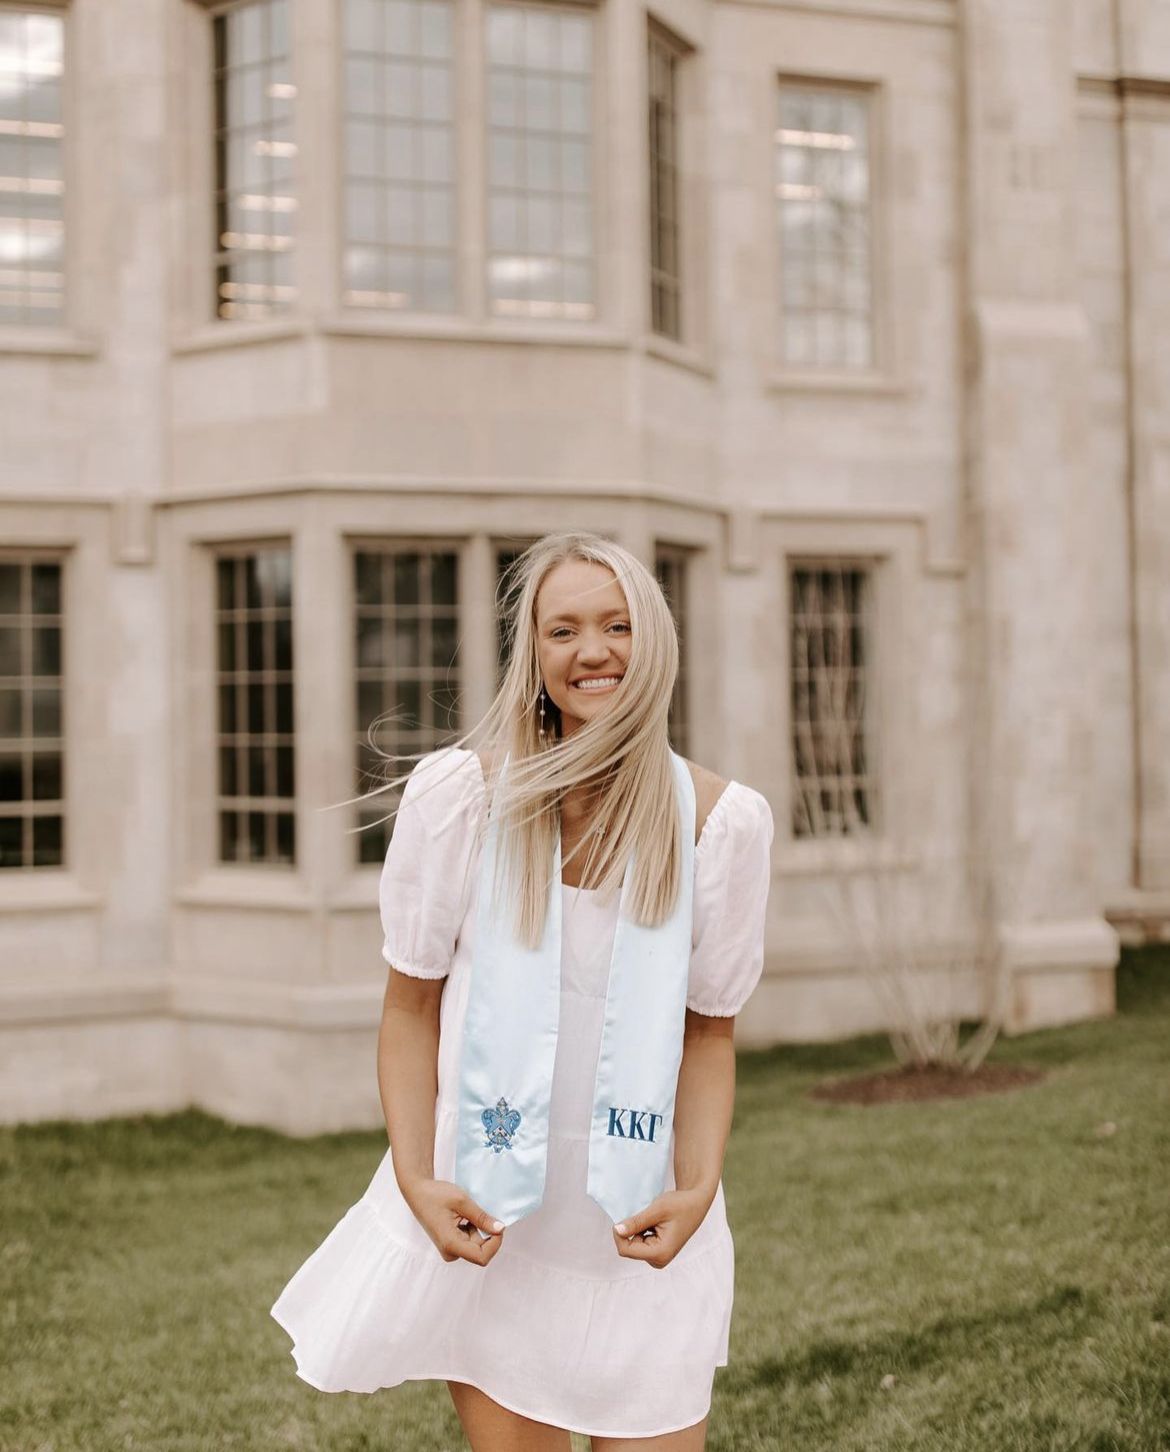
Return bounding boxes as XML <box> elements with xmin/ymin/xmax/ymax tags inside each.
<box><xmin>576</xmin><ymin>636</ymin><xmax>611</xmax><ymax>663</ymax></box>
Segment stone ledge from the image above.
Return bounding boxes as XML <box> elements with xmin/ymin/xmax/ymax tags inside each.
<box><xmin>1103</xmin><ymin>891</ymin><xmax>1170</xmax><ymax>947</ymax></box>
<box><xmin>169</xmin><ymin>975</ymin><xmax>382</xmax><ymax>1031</ymax></box>
<box><xmin>0</xmin><ymin>977</ymin><xmax>383</xmax><ymax>1032</ymax></box>
<box><xmin>0</xmin><ymin>980</ymin><xmax>167</xmax><ymax>1026</ymax></box>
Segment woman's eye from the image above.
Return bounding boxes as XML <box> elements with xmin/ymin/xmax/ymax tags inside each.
<box><xmin>610</xmin><ymin>622</ymin><xmax>631</xmax><ymax>633</ymax></box>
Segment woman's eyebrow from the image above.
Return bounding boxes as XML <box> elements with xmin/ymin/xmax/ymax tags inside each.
<box><xmin>544</xmin><ymin>607</ymin><xmax>628</xmax><ymax>625</ymax></box>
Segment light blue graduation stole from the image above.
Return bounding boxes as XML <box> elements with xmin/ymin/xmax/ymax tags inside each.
<box><xmin>453</xmin><ymin>750</ymin><xmax>696</xmax><ymax>1227</ymax></box>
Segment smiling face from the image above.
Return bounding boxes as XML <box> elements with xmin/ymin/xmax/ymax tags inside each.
<box><xmin>534</xmin><ymin>557</ymin><xmax>632</xmax><ymax>738</ymax></box>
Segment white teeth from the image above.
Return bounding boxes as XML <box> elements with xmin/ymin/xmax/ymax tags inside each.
<box><xmin>573</xmin><ymin>677</ymin><xmax>621</xmax><ymax>690</ymax></box>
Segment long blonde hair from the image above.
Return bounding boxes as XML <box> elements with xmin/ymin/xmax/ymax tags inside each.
<box><xmin>350</xmin><ymin>531</ymin><xmax>683</xmax><ymax>948</ymax></box>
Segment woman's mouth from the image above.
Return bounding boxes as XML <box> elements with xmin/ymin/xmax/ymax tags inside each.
<box><xmin>571</xmin><ymin>676</ymin><xmax>623</xmax><ymax>692</ymax></box>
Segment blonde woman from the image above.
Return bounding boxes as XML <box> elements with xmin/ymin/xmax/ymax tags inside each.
<box><xmin>271</xmin><ymin>532</ymin><xmax>774</xmax><ymax>1449</ymax></box>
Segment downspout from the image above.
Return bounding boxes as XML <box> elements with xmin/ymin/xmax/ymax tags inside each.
<box><xmin>1109</xmin><ymin>0</ymin><xmax>1145</xmax><ymax>893</ymax></box>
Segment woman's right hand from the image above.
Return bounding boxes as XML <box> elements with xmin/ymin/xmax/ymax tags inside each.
<box><xmin>399</xmin><ymin>1176</ymin><xmax>506</xmax><ymax>1267</ymax></box>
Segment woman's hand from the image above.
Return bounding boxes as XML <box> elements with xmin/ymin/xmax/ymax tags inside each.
<box><xmin>399</xmin><ymin>1176</ymin><xmax>506</xmax><ymax>1267</ymax></box>
<box><xmin>611</xmin><ymin>1185</ymin><xmax>715</xmax><ymax>1269</ymax></box>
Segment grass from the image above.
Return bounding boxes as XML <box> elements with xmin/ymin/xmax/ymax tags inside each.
<box><xmin>1</xmin><ymin>948</ymin><xmax>1168</xmax><ymax>1452</ymax></box>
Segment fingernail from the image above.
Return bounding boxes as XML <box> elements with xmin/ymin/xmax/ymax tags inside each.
<box><xmin>614</xmin><ymin>1222</ymin><xmax>627</xmax><ymax>1235</ymax></box>
<box><xmin>491</xmin><ymin>1220</ymin><xmax>504</xmax><ymax>1232</ymax></box>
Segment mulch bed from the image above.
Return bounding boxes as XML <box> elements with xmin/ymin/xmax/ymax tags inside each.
<box><xmin>808</xmin><ymin>1061</ymin><xmax>1047</xmax><ymax>1106</ymax></box>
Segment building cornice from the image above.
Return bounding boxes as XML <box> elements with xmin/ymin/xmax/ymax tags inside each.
<box><xmin>714</xmin><ymin>0</ymin><xmax>955</xmax><ymax>27</ymax></box>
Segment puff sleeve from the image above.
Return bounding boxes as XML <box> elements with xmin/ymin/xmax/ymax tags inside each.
<box><xmin>687</xmin><ymin>781</ymin><xmax>775</xmax><ymax>1016</ymax></box>
<box><xmin>379</xmin><ymin>747</ymin><xmax>485</xmax><ymax>979</ymax></box>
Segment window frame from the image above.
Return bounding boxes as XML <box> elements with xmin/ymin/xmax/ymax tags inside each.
<box><xmin>348</xmin><ymin>535</ymin><xmax>466</xmax><ymax>864</ymax></box>
<box><xmin>653</xmin><ymin>541</ymin><xmax>691</xmax><ymax>758</ymax></box>
<box><xmin>482</xmin><ymin>0</ymin><xmax>601</xmax><ymax>323</ymax></box>
<box><xmin>786</xmin><ymin>556</ymin><xmax>882</xmax><ymax>844</ymax></box>
<box><xmin>211</xmin><ymin>538</ymin><xmax>298</xmax><ymax>868</ymax></box>
<box><xmin>337</xmin><ymin>0</ymin><xmax>461</xmax><ymax>316</ymax></box>
<box><xmin>207</xmin><ymin>0</ymin><xmax>298</xmax><ymax>322</ymax></box>
<box><xmin>0</xmin><ymin>548</ymin><xmax>66</xmax><ymax>870</ymax></box>
<box><xmin>646</xmin><ymin>16</ymin><xmax>686</xmax><ymax>344</ymax></box>
<box><xmin>0</xmin><ymin>1</ymin><xmax>70</xmax><ymax>334</ymax></box>
<box><xmin>771</xmin><ymin>73</ymin><xmax>889</xmax><ymax>385</ymax></box>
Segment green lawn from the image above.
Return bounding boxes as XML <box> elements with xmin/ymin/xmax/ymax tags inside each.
<box><xmin>2</xmin><ymin>949</ymin><xmax>1168</xmax><ymax>1452</ymax></box>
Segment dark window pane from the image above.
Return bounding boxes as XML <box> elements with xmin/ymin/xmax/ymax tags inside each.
<box><xmin>31</xmin><ymin>752</ymin><xmax>62</xmax><ymax>801</ymax></box>
<box><xmin>431</xmin><ymin>615</ymin><xmax>457</xmax><ymax>669</ymax></box>
<box><xmin>0</xmin><ymin>816</ymin><xmax>22</xmax><ymax>868</ymax></box>
<box><xmin>394</xmin><ymin>616</ymin><xmax>421</xmax><ymax>669</ymax></box>
<box><xmin>30</xmin><ymin>564</ymin><xmax>61</xmax><ymax>615</ymax></box>
<box><xmin>246</xmin><ymin>619</ymin><xmax>264</xmax><ymax>672</ymax></box>
<box><xmin>219</xmin><ymin>620</ymin><xmax>238</xmax><ymax>672</ymax></box>
<box><xmin>0</xmin><ymin>688</ymin><xmax>20</xmax><ymax>738</ymax></box>
<box><xmin>218</xmin><ymin>683</ymin><xmax>238</xmax><ymax>734</ymax></box>
<box><xmin>355</xmin><ymin>551</ymin><xmax>383</xmax><ymax>606</ymax></box>
<box><xmin>219</xmin><ymin>810</ymin><xmax>241</xmax><ymax>861</ymax></box>
<box><xmin>0</xmin><ymin>754</ymin><xmax>21</xmax><ymax>801</ymax></box>
<box><xmin>0</xmin><ymin>627</ymin><xmax>20</xmax><ymax>676</ymax></box>
<box><xmin>263</xmin><ymin>549</ymin><xmax>293</xmax><ymax>608</ymax></box>
<box><xmin>274</xmin><ymin>616</ymin><xmax>293</xmax><ymax>671</ymax></box>
<box><xmin>275</xmin><ymin>810</ymin><xmax>295</xmax><ymax>862</ymax></box>
<box><xmin>357</xmin><ymin>678</ymin><xmax>383</xmax><ymax>727</ymax></box>
<box><xmin>247</xmin><ymin>811</ymin><xmax>267</xmax><ymax>860</ymax></box>
<box><xmin>31</xmin><ymin>627</ymin><xmax>60</xmax><ymax>676</ymax></box>
<box><xmin>219</xmin><ymin>745</ymin><xmax>238</xmax><ymax>796</ymax></box>
<box><xmin>247</xmin><ymin>682</ymin><xmax>265</xmax><ymax>734</ymax></box>
<box><xmin>244</xmin><ymin>557</ymin><xmax>263</xmax><ymax>610</ymax></box>
<box><xmin>216</xmin><ymin>558</ymin><xmax>236</xmax><ymax>611</ymax></box>
<box><xmin>431</xmin><ymin>552</ymin><xmax>457</xmax><ymax>605</ymax></box>
<box><xmin>356</xmin><ymin>613</ymin><xmax>386</xmax><ymax>669</ymax></box>
<box><xmin>275</xmin><ymin>744</ymin><xmax>294</xmax><ymax>797</ymax></box>
<box><xmin>0</xmin><ymin>565</ymin><xmax>20</xmax><ymax>614</ymax></box>
<box><xmin>31</xmin><ymin>688</ymin><xmax>62</xmax><ymax>737</ymax></box>
<box><xmin>248</xmin><ymin>744</ymin><xmax>267</xmax><ymax>796</ymax></box>
<box><xmin>32</xmin><ymin>815</ymin><xmax>63</xmax><ymax>867</ymax></box>
<box><xmin>275</xmin><ymin>680</ymin><xmax>293</xmax><ymax>733</ymax></box>
<box><xmin>393</xmin><ymin>553</ymin><xmax>420</xmax><ymax>607</ymax></box>
<box><xmin>395</xmin><ymin>679</ymin><xmax>421</xmax><ymax>722</ymax></box>
<box><xmin>359</xmin><ymin>819</ymin><xmax>385</xmax><ymax>864</ymax></box>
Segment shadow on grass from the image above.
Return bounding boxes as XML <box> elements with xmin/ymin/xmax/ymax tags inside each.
<box><xmin>722</xmin><ymin>1283</ymin><xmax>1100</xmax><ymax>1395</ymax></box>
<box><xmin>735</xmin><ymin>942</ymin><xmax>1170</xmax><ymax>1092</ymax></box>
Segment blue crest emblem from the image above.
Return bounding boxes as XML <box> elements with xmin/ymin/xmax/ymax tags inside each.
<box><xmin>481</xmin><ymin>1096</ymin><xmax>521</xmax><ymax>1153</ymax></box>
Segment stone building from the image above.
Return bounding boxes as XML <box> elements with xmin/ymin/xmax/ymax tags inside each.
<box><xmin>0</xmin><ymin>0</ymin><xmax>1164</xmax><ymax>1131</ymax></box>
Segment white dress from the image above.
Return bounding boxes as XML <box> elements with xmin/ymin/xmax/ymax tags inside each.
<box><xmin>271</xmin><ymin>748</ymin><xmax>775</xmax><ymax>1438</ymax></box>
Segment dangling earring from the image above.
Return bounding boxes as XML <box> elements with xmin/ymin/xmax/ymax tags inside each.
<box><xmin>538</xmin><ymin>687</ymin><xmax>548</xmax><ymax>743</ymax></box>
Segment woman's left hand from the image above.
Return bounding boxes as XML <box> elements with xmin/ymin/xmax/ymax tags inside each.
<box><xmin>611</xmin><ymin>1186</ymin><xmax>715</xmax><ymax>1269</ymax></box>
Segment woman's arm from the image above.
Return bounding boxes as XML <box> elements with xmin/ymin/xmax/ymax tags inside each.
<box><xmin>377</xmin><ymin>968</ymin><xmax>442</xmax><ymax>1185</ymax></box>
<box><xmin>378</xmin><ymin>968</ymin><xmax>505</xmax><ymax>1266</ymax></box>
<box><xmin>673</xmin><ymin>1009</ymin><xmax>737</xmax><ymax>1198</ymax></box>
<box><xmin>612</xmin><ymin>1008</ymin><xmax>737</xmax><ymax>1268</ymax></box>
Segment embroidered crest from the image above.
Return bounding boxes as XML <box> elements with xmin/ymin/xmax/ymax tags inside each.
<box><xmin>481</xmin><ymin>1096</ymin><xmax>522</xmax><ymax>1153</ymax></box>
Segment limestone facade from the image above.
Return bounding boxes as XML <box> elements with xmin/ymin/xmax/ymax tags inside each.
<box><xmin>0</xmin><ymin>0</ymin><xmax>1164</xmax><ymax>1131</ymax></box>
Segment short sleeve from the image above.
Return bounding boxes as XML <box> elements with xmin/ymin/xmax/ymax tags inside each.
<box><xmin>379</xmin><ymin>747</ymin><xmax>485</xmax><ymax>980</ymax></box>
<box><xmin>687</xmin><ymin>781</ymin><xmax>775</xmax><ymax>1016</ymax></box>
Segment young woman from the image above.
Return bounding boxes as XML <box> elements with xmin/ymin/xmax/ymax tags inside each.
<box><xmin>271</xmin><ymin>532</ymin><xmax>774</xmax><ymax>1450</ymax></box>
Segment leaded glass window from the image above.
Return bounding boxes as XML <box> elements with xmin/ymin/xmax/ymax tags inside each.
<box><xmin>342</xmin><ymin>0</ymin><xmax>457</xmax><ymax>311</ymax></box>
<box><xmin>354</xmin><ymin>547</ymin><xmax>460</xmax><ymax>862</ymax></box>
<box><xmin>789</xmin><ymin>563</ymin><xmax>876</xmax><ymax>837</ymax></box>
<box><xmin>486</xmin><ymin>3</ymin><xmax>594</xmax><ymax>320</ymax></box>
<box><xmin>774</xmin><ymin>84</ymin><xmax>873</xmax><ymax>370</ymax></box>
<box><xmin>654</xmin><ymin>545</ymin><xmax>689</xmax><ymax>756</ymax></box>
<box><xmin>213</xmin><ymin>0</ymin><xmax>296</xmax><ymax>319</ymax></box>
<box><xmin>648</xmin><ymin>23</ymin><xmax>683</xmax><ymax>341</ymax></box>
<box><xmin>215</xmin><ymin>546</ymin><xmax>296</xmax><ymax>863</ymax></box>
<box><xmin>0</xmin><ymin>555</ymin><xmax>64</xmax><ymax>868</ymax></box>
<box><xmin>0</xmin><ymin>8</ymin><xmax>65</xmax><ymax>326</ymax></box>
